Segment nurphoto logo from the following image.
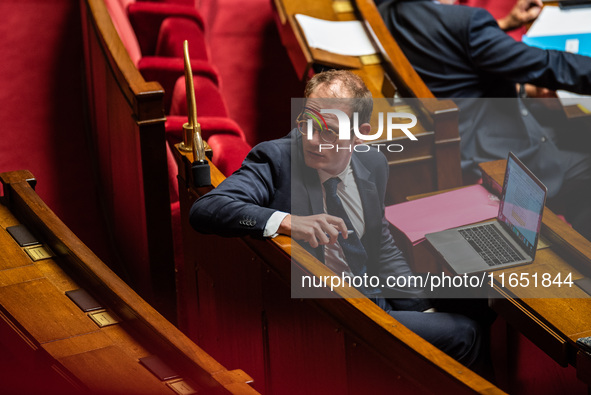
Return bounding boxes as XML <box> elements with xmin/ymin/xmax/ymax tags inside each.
<box><xmin>300</xmin><ymin>106</ymin><xmax>418</xmax><ymax>153</ymax></box>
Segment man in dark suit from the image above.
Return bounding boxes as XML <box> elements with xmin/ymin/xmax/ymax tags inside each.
<box><xmin>379</xmin><ymin>0</ymin><xmax>591</xmax><ymax>239</ymax></box>
<box><xmin>190</xmin><ymin>70</ymin><xmax>489</xmax><ymax>370</ymax></box>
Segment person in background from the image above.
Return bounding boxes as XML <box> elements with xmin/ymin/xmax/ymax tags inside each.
<box><xmin>379</xmin><ymin>0</ymin><xmax>591</xmax><ymax>240</ymax></box>
<box><xmin>461</xmin><ymin>0</ymin><xmax>543</xmax><ymax>32</ymax></box>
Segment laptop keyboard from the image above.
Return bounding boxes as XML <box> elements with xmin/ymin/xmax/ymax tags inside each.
<box><xmin>459</xmin><ymin>224</ymin><xmax>526</xmax><ymax>266</ymax></box>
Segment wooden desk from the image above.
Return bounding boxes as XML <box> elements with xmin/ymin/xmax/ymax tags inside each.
<box><xmin>0</xmin><ymin>170</ymin><xmax>257</xmax><ymax>395</ymax></box>
<box><xmin>272</xmin><ymin>0</ymin><xmax>463</xmax><ymax>204</ymax></box>
<box><xmin>395</xmin><ymin>160</ymin><xmax>591</xmax><ymax>389</ymax></box>
<box><xmin>174</xmin><ymin>147</ymin><xmax>504</xmax><ymax>394</ymax></box>
<box><xmin>478</xmin><ymin>160</ymin><xmax>591</xmax><ymax>388</ymax></box>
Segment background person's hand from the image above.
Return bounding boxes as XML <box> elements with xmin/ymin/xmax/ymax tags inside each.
<box><xmin>498</xmin><ymin>0</ymin><xmax>543</xmax><ymax>31</ymax></box>
<box><xmin>524</xmin><ymin>84</ymin><xmax>557</xmax><ymax>99</ymax></box>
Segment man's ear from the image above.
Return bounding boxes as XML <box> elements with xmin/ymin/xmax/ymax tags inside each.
<box><xmin>353</xmin><ymin>123</ymin><xmax>371</xmax><ymax>145</ymax></box>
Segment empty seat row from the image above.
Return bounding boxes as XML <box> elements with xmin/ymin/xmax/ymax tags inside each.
<box><xmin>101</xmin><ymin>0</ymin><xmax>252</xmax><ymax>276</ymax></box>
<box><xmin>105</xmin><ymin>0</ymin><xmax>251</xmax><ymax>186</ymax></box>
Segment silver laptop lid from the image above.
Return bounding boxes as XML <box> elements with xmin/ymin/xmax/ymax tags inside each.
<box><xmin>497</xmin><ymin>152</ymin><xmax>548</xmax><ymax>259</ymax></box>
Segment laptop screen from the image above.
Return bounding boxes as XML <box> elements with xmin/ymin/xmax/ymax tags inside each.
<box><xmin>498</xmin><ymin>153</ymin><xmax>547</xmax><ymax>257</ymax></box>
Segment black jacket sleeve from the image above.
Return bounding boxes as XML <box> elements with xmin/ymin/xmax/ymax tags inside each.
<box><xmin>189</xmin><ymin>140</ymin><xmax>288</xmax><ymax>238</ymax></box>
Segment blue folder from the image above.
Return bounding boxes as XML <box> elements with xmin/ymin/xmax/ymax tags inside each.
<box><xmin>523</xmin><ymin>32</ymin><xmax>591</xmax><ymax>57</ymax></box>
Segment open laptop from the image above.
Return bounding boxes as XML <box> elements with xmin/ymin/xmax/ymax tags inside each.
<box><xmin>425</xmin><ymin>152</ymin><xmax>547</xmax><ymax>275</ymax></box>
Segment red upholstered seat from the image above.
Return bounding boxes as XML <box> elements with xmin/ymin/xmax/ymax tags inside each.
<box><xmin>105</xmin><ymin>0</ymin><xmax>143</xmax><ymax>65</ymax></box>
<box><xmin>101</xmin><ymin>0</ymin><xmax>250</xmax><ymax>283</ymax></box>
<box><xmin>155</xmin><ymin>17</ymin><xmax>209</xmax><ymax>59</ymax></box>
<box><xmin>165</xmin><ymin>115</ymin><xmax>251</xmax><ymax>176</ymax></box>
<box><xmin>138</xmin><ymin>57</ymin><xmax>220</xmax><ymax>112</ymax></box>
<box><xmin>127</xmin><ymin>1</ymin><xmax>207</xmax><ymax>58</ymax></box>
<box><xmin>106</xmin><ymin>0</ymin><xmax>250</xmax><ymax>179</ymax></box>
<box><xmin>139</xmin><ymin>0</ymin><xmax>195</xmax><ymax>4</ymax></box>
<box><xmin>105</xmin><ymin>0</ymin><xmax>219</xmax><ymax>113</ymax></box>
<box><xmin>207</xmin><ymin>133</ymin><xmax>252</xmax><ymax>176</ymax></box>
<box><xmin>170</xmin><ymin>75</ymin><xmax>228</xmax><ymax>118</ymax></box>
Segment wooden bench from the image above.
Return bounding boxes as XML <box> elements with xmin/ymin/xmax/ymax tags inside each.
<box><xmin>273</xmin><ymin>0</ymin><xmax>463</xmax><ymax>204</ymax></box>
<box><xmin>174</xmin><ymin>147</ymin><xmax>505</xmax><ymax>394</ymax></box>
<box><xmin>80</xmin><ymin>0</ymin><xmax>253</xmax><ymax>316</ymax></box>
<box><xmin>0</xmin><ymin>170</ymin><xmax>258</xmax><ymax>395</ymax></box>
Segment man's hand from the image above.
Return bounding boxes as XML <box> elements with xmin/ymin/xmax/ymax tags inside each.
<box><xmin>278</xmin><ymin>214</ymin><xmax>349</xmax><ymax>248</ymax></box>
<box><xmin>498</xmin><ymin>0</ymin><xmax>543</xmax><ymax>31</ymax></box>
<box><xmin>523</xmin><ymin>83</ymin><xmax>557</xmax><ymax>99</ymax></box>
<box><xmin>523</xmin><ymin>83</ymin><xmax>563</xmax><ymax>110</ymax></box>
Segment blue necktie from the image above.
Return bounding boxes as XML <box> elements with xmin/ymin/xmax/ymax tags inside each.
<box><xmin>323</xmin><ymin>177</ymin><xmax>368</xmax><ymax>277</ymax></box>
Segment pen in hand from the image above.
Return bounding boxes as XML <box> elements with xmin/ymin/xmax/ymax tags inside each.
<box><xmin>326</xmin><ymin>229</ymin><xmax>355</xmax><ymax>238</ymax></box>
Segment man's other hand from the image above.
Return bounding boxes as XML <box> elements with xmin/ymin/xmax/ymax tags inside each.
<box><xmin>278</xmin><ymin>214</ymin><xmax>349</xmax><ymax>248</ymax></box>
<box><xmin>524</xmin><ymin>83</ymin><xmax>557</xmax><ymax>99</ymax></box>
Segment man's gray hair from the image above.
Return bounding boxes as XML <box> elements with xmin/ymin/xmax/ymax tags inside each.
<box><xmin>304</xmin><ymin>69</ymin><xmax>373</xmax><ymax>124</ymax></box>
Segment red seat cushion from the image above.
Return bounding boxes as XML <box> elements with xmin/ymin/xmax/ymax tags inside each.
<box><xmin>155</xmin><ymin>17</ymin><xmax>209</xmax><ymax>60</ymax></box>
<box><xmin>170</xmin><ymin>75</ymin><xmax>228</xmax><ymax>118</ymax></box>
<box><xmin>207</xmin><ymin>134</ymin><xmax>252</xmax><ymax>176</ymax></box>
<box><xmin>138</xmin><ymin>57</ymin><xmax>219</xmax><ymax>112</ymax></box>
<box><xmin>128</xmin><ymin>1</ymin><xmax>205</xmax><ymax>56</ymax></box>
<box><xmin>104</xmin><ymin>0</ymin><xmax>142</xmax><ymax>65</ymax></box>
<box><xmin>165</xmin><ymin>115</ymin><xmax>250</xmax><ymax>176</ymax></box>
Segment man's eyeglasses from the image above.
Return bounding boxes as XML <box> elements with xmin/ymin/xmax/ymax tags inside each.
<box><xmin>296</xmin><ymin>113</ymin><xmax>339</xmax><ymax>143</ymax></box>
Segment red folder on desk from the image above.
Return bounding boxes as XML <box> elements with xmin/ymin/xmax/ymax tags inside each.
<box><xmin>385</xmin><ymin>185</ymin><xmax>500</xmax><ymax>245</ymax></box>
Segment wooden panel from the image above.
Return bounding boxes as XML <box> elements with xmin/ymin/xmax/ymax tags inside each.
<box><xmin>490</xmin><ymin>292</ymin><xmax>569</xmax><ymax>367</ymax></box>
<box><xmin>174</xmin><ymin>148</ymin><xmax>504</xmax><ymax>395</ymax></box>
<box><xmin>0</xmin><ymin>279</ymin><xmax>98</xmax><ymax>344</ymax></box>
<box><xmin>263</xmin><ymin>267</ymin><xmax>348</xmax><ymax>395</ymax></box>
<box><xmin>576</xmin><ymin>351</ymin><xmax>591</xmax><ymax>386</ymax></box>
<box><xmin>35</xmin><ymin>260</ymin><xmax>80</xmax><ymax>292</ymax></box>
<box><xmin>525</xmin><ymin>298</ymin><xmax>591</xmax><ymax>342</ymax></box>
<box><xmin>344</xmin><ymin>331</ymin><xmax>430</xmax><ymax>395</ymax></box>
<box><xmin>0</xmin><ymin>229</ymin><xmax>35</xmax><ymax>270</ymax></box>
<box><xmin>59</xmin><ymin>346</ymin><xmax>169</xmax><ymax>395</ymax></box>
<box><xmin>191</xmin><ymin>233</ymin><xmax>267</xmax><ymax>393</ymax></box>
<box><xmin>0</xmin><ymin>170</ymin><xmax>258</xmax><ymax>395</ymax></box>
<box><xmin>42</xmin><ymin>330</ymin><xmax>114</xmax><ymax>360</ymax></box>
<box><xmin>0</xmin><ymin>264</ymin><xmax>44</xmax><ymax>287</ymax></box>
<box><xmin>81</xmin><ymin>0</ymin><xmax>175</xmax><ymax>308</ymax></box>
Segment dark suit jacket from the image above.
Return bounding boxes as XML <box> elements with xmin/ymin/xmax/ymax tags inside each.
<box><xmin>190</xmin><ymin>130</ymin><xmax>429</xmax><ymax>308</ymax></box>
<box><xmin>379</xmin><ymin>0</ymin><xmax>591</xmax><ymax>196</ymax></box>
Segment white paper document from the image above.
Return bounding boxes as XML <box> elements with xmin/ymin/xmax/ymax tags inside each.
<box><xmin>527</xmin><ymin>6</ymin><xmax>591</xmax><ymax>37</ymax></box>
<box><xmin>294</xmin><ymin>14</ymin><xmax>377</xmax><ymax>57</ymax></box>
<box><xmin>557</xmin><ymin>90</ymin><xmax>591</xmax><ymax>112</ymax></box>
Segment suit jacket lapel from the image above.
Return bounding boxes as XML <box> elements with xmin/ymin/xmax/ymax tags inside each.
<box><xmin>291</xmin><ymin>134</ymin><xmax>325</xmax><ymax>261</ymax></box>
<box><xmin>351</xmin><ymin>155</ymin><xmax>381</xmax><ymax>233</ymax></box>
<box><xmin>291</xmin><ymin>132</ymin><xmax>323</xmax><ymax>216</ymax></box>
<box><xmin>303</xmin><ymin>167</ymin><xmax>323</xmax><ymax>215</ymax></box>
